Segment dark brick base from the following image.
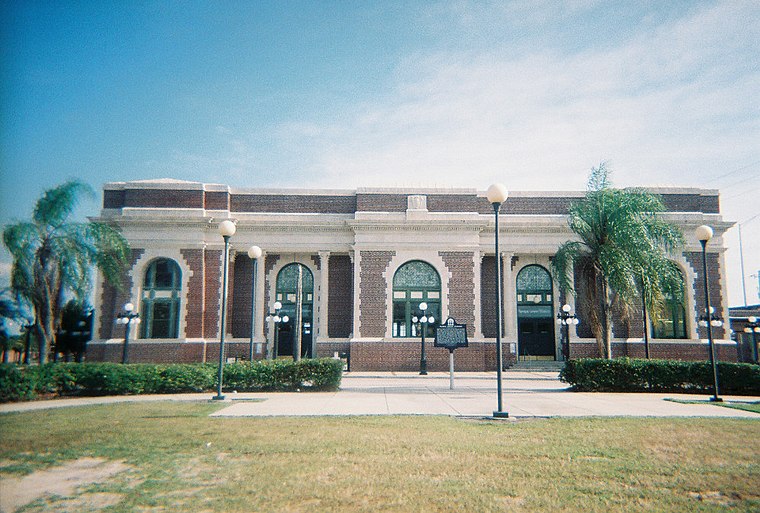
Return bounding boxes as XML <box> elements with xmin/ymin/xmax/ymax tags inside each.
<box><xmin>85</xmin><ymin>341</ymin><xmax>263</xmax><ymax>364</ymax></box>
<box><xmin>84</xmin><ymin>339</ymin><xmax>738</xmax><ymax>367</ymax></box>
<box><xmin>348</xmin><ymin>341</ymin><xmax>515</xmax><ymax>371</ymax></box>
<box><xmin>570</xmin><ymin>341</ymin><xmax>739</xmax><ymax>362</ymax></box>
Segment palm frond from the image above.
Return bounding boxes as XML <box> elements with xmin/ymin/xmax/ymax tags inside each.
<box><xmin>32</xmin><ymin>180</ymin><xmax>93</xmax><ymax>228</ymax></box>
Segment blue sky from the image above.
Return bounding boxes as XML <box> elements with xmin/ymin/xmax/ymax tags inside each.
<box><xmin>1</xmin><ymin>0</ymin><xmax>759</xmax><ymax>305</ymax></box>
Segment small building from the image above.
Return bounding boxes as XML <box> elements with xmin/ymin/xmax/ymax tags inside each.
<box><xmin>88</xmin><ymin>179</ymin><xmax>737</xmax><ymax>370</ymax></box>
<box><xmin>728</xmin><ymin>304</ymin><xmax>760</xmax><ymax>363</ymax></box>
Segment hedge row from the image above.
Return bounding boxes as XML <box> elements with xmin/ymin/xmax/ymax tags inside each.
<box><xmin>560</xmin><ymin>358</ymin><xmax>760</xmax><ymax>395</ymax></box>
<box><xmin>0</xmin><ymin>358</ymin><xmax>343</xmax><ymax>402</ymax></box>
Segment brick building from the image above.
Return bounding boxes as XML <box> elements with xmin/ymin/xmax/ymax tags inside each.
<box><xmin>88</xmin><ymin>179</ymin><xmax>737</xmax><ymax>370</ymax></box>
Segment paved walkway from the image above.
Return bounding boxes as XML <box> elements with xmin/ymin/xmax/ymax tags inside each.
<box><xmin>2</xmin><ymin>371</ymin><xmax>759</xmax><ymax>419</ymax></box>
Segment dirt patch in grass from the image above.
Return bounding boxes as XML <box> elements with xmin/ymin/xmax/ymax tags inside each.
<box><xmin>0</xmin><ymin>457</ymin><xmax>130</xmax><ymax>513</ymax></box>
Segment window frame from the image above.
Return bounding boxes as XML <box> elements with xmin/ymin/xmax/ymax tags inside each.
<box><xmin>391</xmin><ymin>260</ymin><xmax>441</xmax><ymax>338</ymax></box>
<box><xmin>140</xmin><ymin>258</ymin><xmax>182</xmax><ymax>339</ymax></box>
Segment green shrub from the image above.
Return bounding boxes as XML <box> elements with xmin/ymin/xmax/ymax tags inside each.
<box><xmin>560</xmin><ymin>358</ymin><xmax>760</xmax><ymax>395</ymax></box>
<box><xmin>222</xmin><ymin>358</ymin><xmax>343</xmax><ymax>392</ymax></box>
<box><xmin>0</xmin><ymin>358</ymin><xmax>343</xmax><ymax>402</ymax></box>
<box><xmin>0</xmin><ymin>364</ymin><xmax>37</xmax><ymax>402</ymax></box>
<box><xmin>155</xmin><ymin>364</ymin><xmax>216</xmax><ymax>393</ymax></box>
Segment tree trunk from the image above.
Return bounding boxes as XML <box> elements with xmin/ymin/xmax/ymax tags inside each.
<box><xmin>598</xmin><ymin>273</ymin><xmax>612</xmax><ymax>359</ymax></box>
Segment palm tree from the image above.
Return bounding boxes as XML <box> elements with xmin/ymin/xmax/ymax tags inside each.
<box><xmin>2</xmin><ymin>181</ymin><xmax>129</xmax><ymax>363</ymax></box>
<box><xmin>551</xmin><ymin>163</ymin><xmax>684</xmax><ymax>359</ymax></box>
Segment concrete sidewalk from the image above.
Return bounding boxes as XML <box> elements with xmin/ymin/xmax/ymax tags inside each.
<box><xmin>211</xmin><ymin>371</ymin><xmax>760</xmax><ymax>418</ymax></box>
<box><xmin>4</xmin><ymin>371</ymin><xmax>756</xmax><ymax>419</ymax></box>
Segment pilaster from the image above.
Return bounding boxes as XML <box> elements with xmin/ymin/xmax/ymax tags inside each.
<box><xmin>318</xmin><ymin>251</ymin><xmax>330</xmax><ymax>341</ymax></box>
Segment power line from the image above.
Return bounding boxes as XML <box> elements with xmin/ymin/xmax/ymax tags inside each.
<box><xmin>703</xmin><ymin>159</ymin><xmax>760</xmax><ymax>185</ymax></box>
<box><xmin>722</xmin><ymin>185</ymin><xmax>760</xmax><ymax>201</ymax></box>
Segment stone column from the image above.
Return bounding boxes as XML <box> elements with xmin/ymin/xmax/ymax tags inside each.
<box><xmin>503</xmin><ymin>252</ymin><xmax>517</xmax><ymax>342</ymax></box>
<box><xmin>350</xmin><ymin>250</ymin><xmax>360</xmax><ymax>339</ymax></box>
<box><xmin>318</xmin><ymin>251</ymin><xmax>330</xmax><ymax>342</ymax></box>
<box><xmin>255</xmin><ymin>250</ymin><xmax>267</xmax><ymax>341</ymax></box>
<box><xmin>473</xmin><ymin>250</ymin><xmax>483</xmax><ymax>339</ymax></box>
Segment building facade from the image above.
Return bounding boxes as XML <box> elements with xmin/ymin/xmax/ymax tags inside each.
<box><xmin>88</xmin><ymin>179</ymin><xmax>737</xmax><ymax>370</ymax></box>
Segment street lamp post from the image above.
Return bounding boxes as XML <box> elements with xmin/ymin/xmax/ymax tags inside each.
<box><xmin>213</xmin><ymin>220</ymin><xmax>236</xmax><ymax>401</ymax></box>
<box><xmin>487</xmin><ymin>183</ymin><xmax>509</xmax><ymax>418</ymax></box>
<box><xmin>247</xmin><ymin>245</ymin><xmax>262</xmax><ymax>362</ymax></box>
<box><xmin>266</xmin><ymin>302</ymin><xmax>288</xmax><ymax>359</ymax></box>
<box><xmin>556</xmin><ymin>304</ymin><xmax>578</xmax><ymax>361</ymax></box>
<box><xmin>743</xmin><ymin>316</ymin><xmax>759</xmax><ymax>363</ymax></box>
<box><xmin>412</xmin><ymin>302</ymin><xmax>434</xmax><ymax>375</ymax></box>
<box><xmin>116</xmin><ymin>303</ymin><xmax>140</xmax><ymax>364</ymax></box>
<box><xmin>696</xmin><ymin>225</ymin><xmax>722</xmax><ymax>402</ymax></box>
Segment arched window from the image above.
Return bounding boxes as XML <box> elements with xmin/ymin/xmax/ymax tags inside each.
<box><xmin>651</xmin><ymin>268</ymin><xmax>687</xmax><ymax>339</ymax></box>
<box><xmin>392</xmin><ymin>261</ymin><xmax>441</xmax><ymax>338</ymax></box>
<box><xmin>141</xmin><ymin>258</ymin><xmax>181</xmax><ymax>339</ymax></box>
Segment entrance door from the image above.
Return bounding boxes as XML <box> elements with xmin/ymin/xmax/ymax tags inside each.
<box><xmin>518</xmin><ymin>319</ymin><xmax>555</xmax><ymax>358</ymax></box>
<box><xmin>275</xmin><ymin>263</ymin><xmax>314</xmax><ymax>359</ymax></box>
<box><xmin>516</xmin><ymin>265</ymin><xmax>556</xmax><ymax>360</ymax></box>
<box><xmin>277</xmin><ymin>303</ymin><xmax>313</xmax><ymax>358</ymax></box>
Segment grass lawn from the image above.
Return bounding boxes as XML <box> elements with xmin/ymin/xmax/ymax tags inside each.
<box><xmin>0</xmin><ymin>402</ymin><xmax>758</xmax><ymax>512</ymax></box>
<box><xmin>665</xmin><ymin>399</ymin><xmax>760</xmax><ymax>414</ymax></box>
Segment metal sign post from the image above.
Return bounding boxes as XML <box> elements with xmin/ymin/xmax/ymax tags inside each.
<box><xmin>434</xmin><ymin>317</ymin><xmax>469</xmax><ymax>390</ymax></box>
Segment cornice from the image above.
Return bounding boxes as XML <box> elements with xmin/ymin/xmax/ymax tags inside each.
<box><xmin>348</xmin><ymin>220</ymin><xmax>488</xmax><ymax>233</ymax></box>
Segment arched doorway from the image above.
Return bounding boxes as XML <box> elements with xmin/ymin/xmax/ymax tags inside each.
<box><xmin>516</xmin><ymin>265</ymin><xmax>555</xmax><ymax>360</ymax></box>
<box><xmin>275</xmin><ymin>263</ymin><xmax>314</xmax><ymax>358</ymax></box>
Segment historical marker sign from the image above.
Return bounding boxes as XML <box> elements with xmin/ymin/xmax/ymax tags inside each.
<box><xmin>434</xmin><ymin>317</ymin><xmax>468</xmax><ymax>351</ymax></box>
<box><xmin>434</xmin><ymin>317</ymin><xmax>468</xmax><ymax>390</ymax></box>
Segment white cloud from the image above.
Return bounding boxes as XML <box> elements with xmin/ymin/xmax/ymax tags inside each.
<box><xmin>268</xmin><ymin>2</ymin><xmax>758</xmax><ymax>195</ymax></box>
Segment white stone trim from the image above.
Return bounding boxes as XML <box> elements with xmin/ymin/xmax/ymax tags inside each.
<box><xmin>129</xmin><ymin>249</ymin><xmax>194</xmax><ymax>340</ymax></box>
<box><xmin>382</xmin><ymin>252</ymin><xmax>451</xmax><ymax>339</ymax></box>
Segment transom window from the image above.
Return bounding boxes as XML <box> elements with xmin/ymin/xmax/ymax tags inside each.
<box><xmin>276</xmin><ymin>263</ymin><xmax>314</xmax><ymax>304</ymax></box>
<box><xmin>141</xmin><ymin>258</ymin><xmax>181</xmax><ymax>339</ymax></box>
<box><xmin>516</xmin><ymin>265</ymin><xmax>553</xmax><ymax>315</ymax></box>
<box><xmin>392</xmin><ymin>261</ymin><xmax>441</xmax><ymax>338</ymax></box>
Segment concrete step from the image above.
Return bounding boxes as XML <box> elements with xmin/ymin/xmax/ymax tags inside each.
<box><xmin>509</xmin><ymin>360</ymin><xmax>565</xmax><ymax>372</ymax></box>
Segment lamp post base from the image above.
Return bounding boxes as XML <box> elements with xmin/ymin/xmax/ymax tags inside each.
<box><xmin>492</xmin><ymin>410</ymin><xmax>510</xmax><ymax>419</ymax></box>
<box><xmin>709</xmin><ymin>396</ymin><xmax>723</xmax><ymax>403</ymax></box>
<box><xmin>211</xmin><ymin>394</ymin><xmax>226</xmax><ymax>401</ymax></box>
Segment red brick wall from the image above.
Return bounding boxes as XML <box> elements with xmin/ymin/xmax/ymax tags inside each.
<box><xmin>225</xmin><ymin>253</ymin><xmax>236</xmax><ymax>337</ymax></box>
<box><xmin>440</xmin><ymin>251</ymin><xmax>475</xmax><ymax>337</ymax></box>
<box><xmin>685</xmin><ymin>251</ymin><xmax>726</xmax><ymax>339</ymax></box>
<box><xmin>328</xmin><ymin>255</ymin><xmax>353</xmax><ymax>338</ymax></box>
<box><xmin>350</xmin><ymin>341</ymin><xmax>510</xmax><ymax>371</ymax></box>
<box><xmin>104</xmin><ymin>186</ymin><xmax>718</xmax><ymax>215</ymax></box>
<box><xmin>123</xmin><ymin>189</ymin><xmax>203</xmax><ymax>209</ymax></box>
<box><xmin>660</xmin><ymin>193</ymin><xmax>719</xmax><ymax>214</ymax></box>
<box><xmin>203</xmin><ymin>250</ymin><xmax>222</xmax><ymax>339</ymax></box>
<box><xmin>480</xmin><ymin>256</ymin><xmax>497</xmax><ymax>338</ymax></box>
<box><xmin>86</xmin><ymin>341</ymin><xmax>254</xmax><ymax>364</ymax></box>
<box><xmin>204</xmin><ymin>191</ymin><xmax>229</xmax><ymax>210</ymax></box>
<box><xmin>426</xmin><ymin>195</ymin><xmax>479</xmax><ymax>212</ymax></box>
<box><xmin>103</xmin><ymin>190</ymin><xmax>126</xmax><ymax>209</ymax></box>
<box><xmin>263</xmin><ymin>254</ymin><xmax>280</xmax><ymax>337</ymax></box>
<box><xmin>98</xmin><ymin>249</ymin><xmax>144</xmax><ymax>339</ymax></box>
<box><xmin>359</xmin><ymin>251</ymin><xmax>395</xmax><ymax>337</ymax></box>
<box><xmin>570</xmin><ymin>340</ymin><xmax>738</xmax><ymax>362</ymax></box>
<box><xmin>356</xmin><ymin>194</ymin><xmax>407</xmax><ymax>212</ymax></box>
<box><xmin>231</xmin><ymin>254</ymin><xmax>253</xmax><ymax>339</ymax></box>
<box><xmin>180</xmin><ymin>248</ymin><xmax>205</xmax><ymax>338</ymax></box>
<box><xmin>231</xmin><ymin>194</ymin><xmax>356</xmax><ymax>214</ymax></box>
